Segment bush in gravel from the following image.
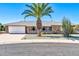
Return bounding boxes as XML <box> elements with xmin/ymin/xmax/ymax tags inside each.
<box><xmin>0</xmin><ymin>23</ymin><xmax>5</xmax><ymax>31</ymax></box>
<box><xmin>62</xmin><ymin>17</ymin><xmax>73</xmax><ymax>37</ymax></box>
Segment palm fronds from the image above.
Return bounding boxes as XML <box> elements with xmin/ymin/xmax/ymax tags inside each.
<box><xmin>22</xmin><ymin>3</ymin><xmax>54</xmax><ymax>19</ymax></box>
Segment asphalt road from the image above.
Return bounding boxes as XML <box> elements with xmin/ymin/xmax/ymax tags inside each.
<box><xmin>0</xmin><ymin>43</ymin><xmax>79</xmax><ymax>56</ymax></box>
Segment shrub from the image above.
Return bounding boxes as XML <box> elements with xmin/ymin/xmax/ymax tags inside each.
<box><xmin>62</xmin><ymin>17</ymin><xmax>73</xmax><ymax>37</ymax></box>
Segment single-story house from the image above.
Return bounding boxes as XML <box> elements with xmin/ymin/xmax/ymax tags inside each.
<box><xmin>4</xmin><ymin>21</ymin><xmax>63</xmax><ymax>34</ymax></box>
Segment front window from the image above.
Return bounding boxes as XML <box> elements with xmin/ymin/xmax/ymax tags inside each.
<box><xmin>49</xmin><ymin>27</ymin><xmax>52</xmax><ymax>31</ymax></box>
<box><xmin>32</xmin><ymin>27</ymin><xmax>35</xmax><ymax>31</ymax></box>
<box><xmin>42</xmin><ymin>27</ymin><xmax>45</xmax><ymax>31</ymax></box>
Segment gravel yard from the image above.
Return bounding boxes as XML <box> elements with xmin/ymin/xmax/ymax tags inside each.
<box><xmin>0</xmin><ymin>34</ymin><xmax>79</xmax><ymax>44</ymax></box>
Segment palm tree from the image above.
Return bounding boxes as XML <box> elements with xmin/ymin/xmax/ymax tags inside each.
<box><xmin>22</xmin><ymin>3</ymin><xmax>54</xmax><ymax>36</ymax></box>
<box><xmin>62</xmin><ymin>17</ymin><xmax>73</xmax><ymax>37</ymax></box>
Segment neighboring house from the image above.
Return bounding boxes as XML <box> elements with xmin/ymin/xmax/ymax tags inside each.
<box><xmin>5</xmin><ymin>21</ymin><xmax>63</xmax><ymax>34</ymax></box>
<box><xmin>72</xmin><ymin>25</ymin><xmax>79</xmax><ymax>33</ymax></box>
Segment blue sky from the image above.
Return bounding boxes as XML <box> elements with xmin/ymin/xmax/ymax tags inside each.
<box><xmin>0</xmin><ymin>3</ymin><xmax>79</xmax><ymax>24</ymax></box>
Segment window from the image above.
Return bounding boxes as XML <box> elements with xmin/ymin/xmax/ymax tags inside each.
<box><xmin>32</xmin><ymin>27</ymin><xmax>35</xmax><ymax>31</ymax></box>
<box><xmin>42</xmin><ymin>27</ymin><xmax>45</xmax><ymax>31</ymax></box>
<box><xmin>49</xmin><ymin>27</ymin><xmax>52</xmax><ymax>31</ymax></box>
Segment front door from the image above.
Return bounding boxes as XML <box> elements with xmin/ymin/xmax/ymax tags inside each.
<box><xmin>25</xmin><ymin>26</ymin><xmax>27</xmax><ymax>33</ymax></box>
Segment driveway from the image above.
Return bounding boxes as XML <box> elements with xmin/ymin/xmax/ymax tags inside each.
<box><xmin>0</xmin><ymin>43</ymin><xmax>79</xmax><ymax>56</ymax></box>
<box><xmin>0</xmin><ymin>34</ymin><xmax>25</xmax><ymax>44</ymax></box>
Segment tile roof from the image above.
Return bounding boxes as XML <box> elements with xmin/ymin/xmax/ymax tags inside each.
<box><xmin>5</xmin><ymin>21</ymin><xmax>62</xmax><ymax>26</ymax></box>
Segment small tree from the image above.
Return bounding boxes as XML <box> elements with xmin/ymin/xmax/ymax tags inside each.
<box><xmin>62</xmin><ymin>17</ymin><xmax>73</xmax><ymax>37</ymax></box>
<box><xmin>0</xmin><ymin>23</ymin><xmax>5</xmax><ymax>31</ymax></box>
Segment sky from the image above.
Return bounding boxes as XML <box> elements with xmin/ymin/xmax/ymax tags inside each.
<box><xmin>0</xmin><ymin>3</ymin><xmax>79</xmax><ymax>24</ymax></box>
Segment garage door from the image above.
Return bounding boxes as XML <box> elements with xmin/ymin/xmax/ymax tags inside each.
<box><xmin>8</xmin><ymin>26</ymin><xmax>25</xmax><ymax>33</ymax></box>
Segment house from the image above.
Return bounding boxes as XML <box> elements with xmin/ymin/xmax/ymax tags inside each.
<box><xmin>5</xmin><ymin>21</ymin><xmax>63</xmax><ymax>34</ymax></box>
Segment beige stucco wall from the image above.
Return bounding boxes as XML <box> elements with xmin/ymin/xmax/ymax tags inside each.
<box><xmin>27</xmin><ymin>26</ymin><xmax>37</xmax><ymax>34</ymax></box>
<box><xmin>5</xmin><ymin>25</ymin><xmax>62</xmax><ymax>34</ymax></box>
<box><xmin>52</xmin><ymin>25</ymin><xmax>62</xmax><ymax>33</ymax></box>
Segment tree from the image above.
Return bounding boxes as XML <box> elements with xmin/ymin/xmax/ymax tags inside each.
<box><xmin>22</xmin><ymin>3</ymin><xmax>54</xmax><ymax>36</ymax></box>
<box><xmin>62</xmin><ymin>17</ymin><xmax>73</xmax><ymax>37</ymax></box>
<box><xmin>0</xmin><ymin>23</ymin><xmax>5</xmax><ymax>31</ymax></box>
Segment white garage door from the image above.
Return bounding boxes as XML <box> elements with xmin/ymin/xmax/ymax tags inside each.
<box><xmin>8</xmin><ymin>26</ymin><xmax>25</xmax><ymax>33</ymax></box>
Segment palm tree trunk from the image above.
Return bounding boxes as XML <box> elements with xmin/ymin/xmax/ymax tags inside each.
<box><xmin>36</xmin><ymin>18</ymin><xmax>42</xmax><ymax>37</ymax></box>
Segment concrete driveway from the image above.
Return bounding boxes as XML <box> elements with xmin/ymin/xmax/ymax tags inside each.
<box><xmin>0</xmin><ymin>34</ymin><xmax>25</xmax><ymax>44</ymax></box>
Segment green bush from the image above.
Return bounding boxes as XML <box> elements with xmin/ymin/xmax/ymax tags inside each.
<box><xmin>62</xmin><ymin>17</ymin><xmax>73</xmax><ymax>37</ymax></box>
<box><xmin>0</xmin><ymin>23</ymin><xmax>5</xmax><ymax>31</ymax></box>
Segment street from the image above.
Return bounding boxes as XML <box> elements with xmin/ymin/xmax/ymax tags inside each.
<box><xmin>0</xmin><ymin>43</ymin><xmax>79</xmax><ymax>56</ymax></box>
